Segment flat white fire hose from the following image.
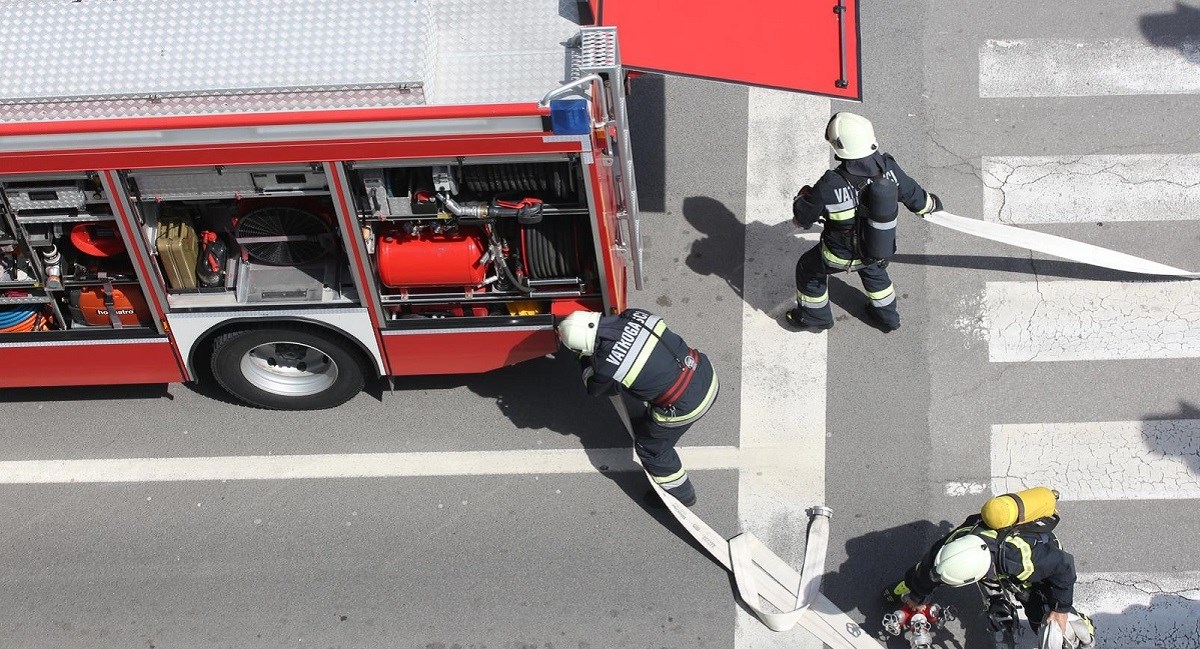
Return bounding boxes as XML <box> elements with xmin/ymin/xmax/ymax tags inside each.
<box><xmin>924</xmin><ymin>211</ymin><xmax>1200</xmax><ymax>278</ymax></box>
<box><xmin>609</xmin><ymin>396</ymin><xmax>882</xmax><ymax>647</ymax></box>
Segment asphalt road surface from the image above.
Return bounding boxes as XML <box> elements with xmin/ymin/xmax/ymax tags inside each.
<box><xmin>2</xmin><ymin>1</ymin><xmax>1199</xmax><ymax>648</ymax></box>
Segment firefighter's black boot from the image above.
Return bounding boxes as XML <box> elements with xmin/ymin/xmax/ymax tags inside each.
<box><xmin>785</xmin><ymin>308</ymin><xmax>833</xmax><ymax>333</ymax></box>
<box><xmin>865</xmin><ymin>303</ymin><xmax>900</xmax><ymax>332</ymax></box>
<box><xmin>667</xmin><ymin>477</ymin><xmax>697</xmax><ymax>507</ymax></box>
<box><xmin>644</xmin><ymin>477</ymin><xmax>697</xmax><ymax>508</ymax></box>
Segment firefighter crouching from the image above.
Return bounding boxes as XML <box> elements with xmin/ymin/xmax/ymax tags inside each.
<box><xmin>788</xmin><ymin>111</ymin><xmax>943</xmax><ymax>333</ymax></box>
<box><xmin>883</xmin><ymin>487</ymin><xmax>1096</xmax><ymax>648</ymax></box>
<box><xmin>557</xmin><ymin>308</ymin><xmax>719</xmax><ymax>507</ymax></box>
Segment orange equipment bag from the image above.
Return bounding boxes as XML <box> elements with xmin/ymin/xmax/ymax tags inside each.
<box><xmin>69</xmin><ymin>285</ymin><xmax>151</xmax><ymax>328</ymax></box>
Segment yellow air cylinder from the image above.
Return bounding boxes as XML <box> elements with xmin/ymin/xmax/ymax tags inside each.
<box><xmin>981</xmin><ymin>486</ymin><xmax>1058</xmax><ymax>529</ymax></box>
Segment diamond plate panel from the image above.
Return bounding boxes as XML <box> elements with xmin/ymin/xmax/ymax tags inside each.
<box><xmin>0</xmin><ymin>0</ymin><xmax>581</xmax><ymax>120</ymax></box>
<box><xmin>0</xmin><ymin>0</ymin><xmax>428</xmax><ymax>99</ymax></box>
<box><xmin>0</xmin><ymin>88</ymin><xmax>426</xmax><ymax>123</ymax></box>
<box><xmin>426</xmin><ymin>0</ymin><xmax>581</xmax><ymax>104</ymax></box>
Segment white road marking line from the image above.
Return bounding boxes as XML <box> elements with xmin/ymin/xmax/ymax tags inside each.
<box><xmin>944</xmin><ymin>481</ymin><xmax>988</xmax><ymax>496</ymax></box>
<box><xmin>0</xmin><ymin>445</ymin><xmax>803</xmax><ymax>484</ymax></box>
<box><xmin>982</xmin><ymin>154</ymin><xmax>1200</xmax><ymax>224</ymax></box>
<box><xmin>991</xmin><ymin>420</ymin><xmax>1200</xmax><ymax>500</ymax></box>
<box><xmin>1075</xmin><ymin>572</ymin><xmax>1200</xmax><ymax>649</ymax></box>
<box><xmin>736</xmin><ymin>87</ymin><xmax>829</xmax><ymax>648</ymax></box>
<box><xmin>979</xmin><ymin>38</ymin><xmax>1200</xmax><ymax>98</ymax></box>
<box><xmin>985</xmin><ymin>280</ymin><xmax>1200</xmax><ymax>362</ymax></box>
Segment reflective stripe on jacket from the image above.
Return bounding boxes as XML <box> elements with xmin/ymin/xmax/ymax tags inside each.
<box><xmin>586</xmin><ymin>308</ymin><xmax>717</xmax><ymax>423</ymax></box>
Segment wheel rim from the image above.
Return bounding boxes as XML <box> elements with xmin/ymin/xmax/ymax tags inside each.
<box><xmin>239</xmin><ymin>341</ymin><xmax>339</xmax><ymax>397</ymax></box>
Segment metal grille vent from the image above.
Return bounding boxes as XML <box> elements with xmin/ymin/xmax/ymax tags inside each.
<box><xmin>235</xmin><ymin>207</ymin><xmax>332</xmax><ymax>266</ymax></box>
<box><xmin>578</xmin><ymin>27</ymin><xmax>619</xmax><ymax>73</ymax></box>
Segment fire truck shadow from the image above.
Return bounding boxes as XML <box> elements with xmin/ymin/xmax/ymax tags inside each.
<box><xmin>0</xmin><ymin>382</ymin><xmax>173</xmax><ymax>404</ymax></box>
<box><xmin>821</xmin><ymin>518</ymin><xmax>994</xmax><ymax>648</ymax></box>
<box><xmin>627</xmin><ymin>74</ymin><xmax>666</xmax><ymax>213</ymax></box>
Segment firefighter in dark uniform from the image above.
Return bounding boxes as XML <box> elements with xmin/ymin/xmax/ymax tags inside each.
<box><xmin>882</xmin><ymin>514</ymin><xmax>1096</xmax><ymax>647</ymax></box>
<box><xmin>557</xmin><ymin>308</ymin><xmax>719</xmax><ymax>507</ymax></box>
<box><xmin>787</xmin><ymin>112</ymin><xmax>943</xmax><ymax>333</ymax></box>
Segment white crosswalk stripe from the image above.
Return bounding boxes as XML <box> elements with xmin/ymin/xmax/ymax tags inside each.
<box><xmin>979</xmin><ymin>38</ymin><xmax>1200</xmax><ymax>97</ymax></box>
<box><xmin>991</xmin><ymin>421</ymin><xmax>1200</xmax><ymax>500</ymax></box>
<box><xmin>985</xmin><ymin>280</ymin><xmax>1200</xmax><ymax>362</ymax></box>
<box><xmin>976</xmin><ymin>28</ymin><xmax>1200</xmax><ymax>649</ymax></box>
<box><xmin>982</xmin><ymin>154</ymin><xmax>1200</xmax><ymax>224</ymax></box>
<box><xmin>1074</xmin><ymin>572</ymin><xmax>1200</xmax><ymax>649</ymax></box>
<box><xmin>736</xmin><ymin>87</ymin><xmax>829</xmax><ymax>649</ymax></box>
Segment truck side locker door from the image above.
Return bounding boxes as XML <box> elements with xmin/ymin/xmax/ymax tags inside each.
<box><xmin>0</xmin><ymin>170</ymin><xmax>185</xmax><ymax>388</ymax></box>
<box><xmin>589</xmin><ymin>0</ymin><xmax>862</xmax><ymax>101</ymax></box>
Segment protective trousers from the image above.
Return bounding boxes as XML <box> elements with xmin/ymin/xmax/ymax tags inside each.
<box><xmin>634</xmin><ymin>412</ymin><xmax>696</xmax><ymax>501</ymax></box>
<box><xmin>794</xmin><ymin>244</ymin><xmax>899</xmax><ymax>329</ymax></box>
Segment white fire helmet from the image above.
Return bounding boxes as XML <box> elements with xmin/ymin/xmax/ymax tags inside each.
<box><xmin>825</xmin><ymin>112</ymin><xmax>878</xmax><ymax>160</ymax></box>
<box><xmin>557</xmin><ymin>310</ymin><xmax>602</xmax><ymax>356</ymax></box>
<box><xmin>933</xmin><ymin>534</ymin><xmax>992</xmax><ymax>586</ymax></box>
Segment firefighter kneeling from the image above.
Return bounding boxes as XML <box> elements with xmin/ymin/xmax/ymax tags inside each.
<box><xmin>558</xmin><ymin>309</ymin><xmax>719</xmax><ymax>507</ymax></box>
<box><xmin>883</xmin><ymin>487</ymin><xmax>1096</xmax><ymax>648</ymax></box>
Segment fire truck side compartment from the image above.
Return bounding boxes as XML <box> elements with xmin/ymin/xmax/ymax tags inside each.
<box><xmin>0</xmin><ymin>0</ymin><xmax>633</xmax><ymax>403</ymax></box>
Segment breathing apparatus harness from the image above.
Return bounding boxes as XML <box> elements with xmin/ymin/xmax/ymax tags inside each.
<box><xmin>825</xmin><ymin>167</ymin><xmax>888</xmax><ymax>273</ymax></box>
<box><xmin>963</xmin><ymin>513</ymin><xmax>1062</xmax><ymax>634</ymax></box>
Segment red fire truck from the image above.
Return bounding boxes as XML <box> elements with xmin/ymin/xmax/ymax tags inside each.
<box><xmin>0</xmin><ymin>0</ymin><xmax>859</xmax><ymax>409</ymax></box>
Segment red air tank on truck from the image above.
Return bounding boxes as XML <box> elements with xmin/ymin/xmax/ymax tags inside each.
<box><xmin>0</xmin><ymin>0</ymin><xmax>860</xmax><ymax>409</ymax></box>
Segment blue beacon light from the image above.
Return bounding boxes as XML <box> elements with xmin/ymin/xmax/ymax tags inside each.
<box><xmin>549</xmin><ymin>99</ymin><xmax>591</xmax><ymax>135</ymax></box>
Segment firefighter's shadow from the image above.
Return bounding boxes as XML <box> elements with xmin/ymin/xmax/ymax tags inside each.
<box><xmin>822</xmin><ymin>518</ymin><xmax>990</xmax><ymax>649</ymax></box>
<box><xmin>1142</xmin><ymin>400</ymin><xmax>1200</xmax><ymax>478</ymax></box>
<box><xmin>683</xmin><ymin>195</ymin><xmax>896</xmax><ymax>329</ymax></box>
<box><xmin>450</xmin><ymin>352</ymin><xmax>625</xmax><ymax>447</ymax></box>
<box><xmin>1088</xmin><ymin>593</ymin><xmax>1200</xmax><ymax>646</ymax></box>
<box><xmin>682</xmin><ymin>195</ymin><xmax>812</xmax><ymax>319</ymax></box>
<box><xmin>456</xmin><ymin>352</ymin><xmax>727</xmax><ymax>559</ymax></box>
<box><xmin>1140</xmin><ymin>3</ymin><xmax>1200</xmax><ymax>63</ymax></box>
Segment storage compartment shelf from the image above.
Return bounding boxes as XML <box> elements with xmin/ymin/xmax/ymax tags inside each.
<box><xmin>142</xmin><ymin>190</ymin><xmax>332</xmax><ymax>202</ymax></box>
<box><xmin>358</xmin><ymin>206</ymin><xmax>590</xmax><ymax>222</ymax></box>
<box><xmin>14</xmin><ymin>213</ymin><xmax>117</xmax><ymax>224</ymax></box>
<box><xmin>168</xmin><ymin>290</ymin><xmax>358</xmax><ymax>309</ymax></box>
<box><xmin>60</xmin><ymin>277</ymin><xmax>141</xmax><ymax>287</ymax></box>
<box><xmin>0</xmin><ymin>295</ymin><xmax>51</xmax><ymax>305</ymax></box>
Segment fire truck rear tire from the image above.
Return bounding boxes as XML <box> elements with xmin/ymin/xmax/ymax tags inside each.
<box><xmin>209</xmin><ymin>326</ymin><xmax>368</xmax><ymax>410</ymax></box>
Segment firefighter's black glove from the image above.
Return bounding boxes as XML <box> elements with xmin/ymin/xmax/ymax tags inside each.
<box><xmin>581</xmin><ymin>365</ymin><xmax>595</xmax><ymax>386</ymax></box>
<box><xmin>986</xmin><ymin>596</ymin><xmax>1019</xmax><ymax>633</ymax></box>
<box><xmin>792</xmin><ymin>186</ymin><xmax>819</xmax><ymax>229</ymax></box>
<box><xmin>919</xmin><ymin>193</ymin><xmax>944</xmax><ymax>216</ymax></box>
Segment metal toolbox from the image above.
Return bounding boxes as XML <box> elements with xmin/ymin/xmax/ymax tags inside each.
<box><xmin>235</xmin><ymin>259</ymin><xmax>338</xmax><ymax>303</ymax></box>
<box><xmin>156</xmin><ymin>217</ymin><xmax>199</xmax><ymax>289</ymax></box>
